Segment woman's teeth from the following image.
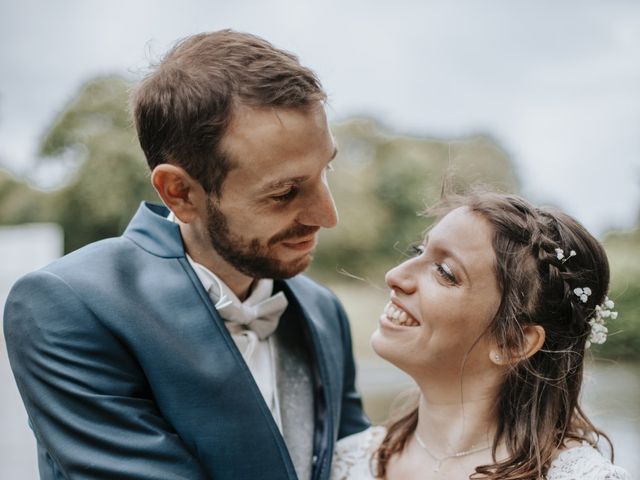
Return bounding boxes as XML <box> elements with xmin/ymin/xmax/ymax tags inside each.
<box><xmin>383</xmin><ymin>302</ymin><xmax>420</xmax><ymax>327</ymax></box>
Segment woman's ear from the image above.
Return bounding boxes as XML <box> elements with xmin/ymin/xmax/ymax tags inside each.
<box><xmin>489</xmin><ymin>325</ymin><xmax>546</xmax><ymax>366</ymax></box>
<box><xmin>151</xmin><ymin>164</ymin><xmax>205</xmax><ymax>223</ymax></box>
<box><xmin>520</xmin><ymin>325</ymin><xmax>546</xmax><ymax>359</ymax></box>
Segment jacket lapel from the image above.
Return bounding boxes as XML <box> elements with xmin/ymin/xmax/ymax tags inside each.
<box><xmin>124</xmin><ymin>202</ymin><xmax>297</xmax><ymax>479</ymax></box>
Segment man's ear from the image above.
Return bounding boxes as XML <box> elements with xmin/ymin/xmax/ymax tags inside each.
<box><xmin>489</xmin><ymin>325</ymin><xmax>546</xmax><ymax>366</ymax></box>
<box><xmin>151</xmin><ymin>164</ymin><xmax>204</xmax><ymax>223</ymax></box>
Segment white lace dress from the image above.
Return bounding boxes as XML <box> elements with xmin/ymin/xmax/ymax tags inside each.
<box><xmin>331</xmin><ymin>427</ymin><xmax>631</xmax><ymax>480</ymax></box>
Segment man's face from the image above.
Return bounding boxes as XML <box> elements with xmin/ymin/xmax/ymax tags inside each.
<box><xmin>206</xmin><ymin>103</ymin><xmax>338</xmax><ymax>279</ymax></box>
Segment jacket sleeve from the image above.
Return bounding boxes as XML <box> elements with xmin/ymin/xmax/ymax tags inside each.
<box><xmin>334</xmin><ymin>298</ymin><xmax>370</xmax><ymax>439</ymax></box>
<box><xmin>3</xmin><ymin>270</ymin><xmax>207</xmax><ymax>479</ymax></box>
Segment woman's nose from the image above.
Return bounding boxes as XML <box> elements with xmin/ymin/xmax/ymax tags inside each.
<box><xmin>385</xmin><ymin>260</ymin><xmax>417</xmax><ymax>295</ymax></box>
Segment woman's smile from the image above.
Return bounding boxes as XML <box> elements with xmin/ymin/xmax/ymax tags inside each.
<box><xmin>380</xmin><ymin>302</ymin><xmax>421</xmax><ymax>328</ymax></box>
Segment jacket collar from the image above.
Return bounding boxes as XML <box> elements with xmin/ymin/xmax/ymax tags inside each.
<box><xmin>123</xmin><ymin>202</ymin><xmax>338</xmax><ymax>397</ymax></box>
<box><xmin>124</xmin><ymin>202</ymin><xmax>185</xmax><ymax>258</ymax></box>
<box><xmin>123</xmin><ymin>203</ymin><xmax>338</xmax><ymax>476</ymax></box>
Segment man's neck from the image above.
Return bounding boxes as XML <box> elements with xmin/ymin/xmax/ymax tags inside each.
<box><xmin>179</xmin><ymin>224</ymin><xmax>255</xmax><ymax>300</ymax></box>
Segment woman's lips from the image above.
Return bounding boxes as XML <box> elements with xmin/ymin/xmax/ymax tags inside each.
<box><xmin>381</xmin><ymin>302</ymin><xmax>420</xmax><ymax>327</ymax></box>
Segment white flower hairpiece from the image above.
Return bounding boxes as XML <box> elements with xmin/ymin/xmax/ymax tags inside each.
<box><xmin>557</xmin><ymin>248</ymin><xmax>618</xmax><ymax>348</ymax></box>
<box><xmin>573</xmin><ymin>287</ymin><xmax>592</xmax><ymax>303</ymax></box>
<box><xmin>555</xmin><ymin>248</ymin><xmax>576</xmax><ymax>263</ymax></box>
<box><xmin>585</xmin><ymin>296</ymin><xmax>618</xmax><ymax>348</ymax></box>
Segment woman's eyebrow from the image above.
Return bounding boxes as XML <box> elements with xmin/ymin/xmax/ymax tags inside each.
<box><xmin>424</xmin><ymin>234</ymin><xmax>471</xmax><ymax>282</ymax></box>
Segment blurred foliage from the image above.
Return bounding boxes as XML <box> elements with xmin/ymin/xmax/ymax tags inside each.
<box><xmin>0</xmin><ymin>76</ymin><xmax>160</xmax><ymax>251</ymax></box>
<box><xmin>0</xmin><ymin>169</ymin><xmax>54</xmax><ymax>223</ymax></box>
<box><xmin>40</xmin><ymin>76</ymin><xmax>160</xmax><ymax>251</ymax></box>
<box><xmin>0</xmin><ymin>74</ymin><xmax>637</xmax><ymax>359</ymax></box>
<box><xmin>595</xmin><ymin>228</ymin><xmax>640</xmax><ymax>358</ymax></box>
<box><xmin>309</xmin><ymin>119</ymin><xmax>520</xmax><ymax>281</ymax></box>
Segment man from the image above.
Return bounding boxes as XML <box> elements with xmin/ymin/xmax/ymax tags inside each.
<box><xmin>4</xmin><ymin>30</ymin><xmax>368</xmax><ymax>479</ymax></box>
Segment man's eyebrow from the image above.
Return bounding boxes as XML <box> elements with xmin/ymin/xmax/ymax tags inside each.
<box><xmin>261</xmin><ymin>147</ymin><xmax>338</xmax><ymax>192</ymax></box>
<box><xmin>261</xmin><ymin>175</ymin><xmax>308</xmax><ymax>192</ymax></box>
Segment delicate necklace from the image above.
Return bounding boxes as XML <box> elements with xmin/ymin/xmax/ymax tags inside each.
<box><xmin>414</xmin><ymin>431</ymin><xmax>491</xmax><ymax>472</ymax></box>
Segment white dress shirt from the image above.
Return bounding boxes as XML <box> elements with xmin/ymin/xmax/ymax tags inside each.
<box><xmin>168</xmin><ymin>212</ymin><xmax>284</xmax><ymax>431</ymax></box>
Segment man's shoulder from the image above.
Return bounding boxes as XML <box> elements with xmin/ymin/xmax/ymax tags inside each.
<box><xmin>12</xmin><ymin>235</ymin><xmax>147</xmax><ymax>298</ymax></box>
<box><xmin>40</xmin><ymin>236</ymin><xmax>135</xmax><ymax>277</ymax></box>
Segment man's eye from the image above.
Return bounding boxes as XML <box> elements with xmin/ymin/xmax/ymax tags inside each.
<box><xmin>325</xmin><ymin>162</ymin><xmax>335</xmax><ymax>172</ymax></box>
<box><xmin>271</xmin><ymin>187</ymin><xmax>298</xmax><ymax>202</ymax></box>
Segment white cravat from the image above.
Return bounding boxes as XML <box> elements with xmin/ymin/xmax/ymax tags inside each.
<box><xmin>185</xmin><ymin>254</ymin><xmax>286</xmax><ymax>432</ymax></box>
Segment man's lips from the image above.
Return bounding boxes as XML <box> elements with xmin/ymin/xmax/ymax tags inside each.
<box><xmin>281</xmin><ymin>236</ymin><xmax>317</xmax><ymax>251</ymax></box>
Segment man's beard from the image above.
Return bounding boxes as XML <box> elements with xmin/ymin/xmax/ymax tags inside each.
<box><xmin>206</xmin><ymin>199</ymin><xmax>319</xmax><ymax>279</ymax></box>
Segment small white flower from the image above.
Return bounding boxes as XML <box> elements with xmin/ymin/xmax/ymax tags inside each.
<box><xmin>573</xmin><ymin>287</ymin><xmax>592</xmax><ymax>303</ymax></box>
<box><xmin>556</xmin><ymin>247</ymin><xmax>577</xmax><ymax>263</ymax></box>
<box><xmin>584</xmin><ymin>295</ymin><xmax>619</xmax><ymax>349</ymax></box>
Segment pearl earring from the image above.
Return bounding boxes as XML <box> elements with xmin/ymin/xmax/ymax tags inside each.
<box><xmin>493</xmin><ymin>353</ymin><xmax>502</xmax><ymax>362</ymax></box>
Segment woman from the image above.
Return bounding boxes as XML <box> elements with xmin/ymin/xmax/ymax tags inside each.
<box><xmin>331</xmin><ymin>191</ymin><xmax>629</xmax><ymax>479</ymax></box>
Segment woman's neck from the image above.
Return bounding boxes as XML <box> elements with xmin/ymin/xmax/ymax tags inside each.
<box><xmin>413</xmin><ymin>369</ymin><xmax>502</xmax><ymax>455</ymax></box>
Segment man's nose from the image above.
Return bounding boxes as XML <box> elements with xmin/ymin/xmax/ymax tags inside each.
<box><xmin>298</xmin><ymin>181</ymin><xmax>338</xmax><ymax>228</ymax></box>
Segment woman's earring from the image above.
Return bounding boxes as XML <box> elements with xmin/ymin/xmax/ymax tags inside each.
<box><xmin>492</xmin><ymin>352</ymin><xmax>502</xmax><ymax>363</ymax></box>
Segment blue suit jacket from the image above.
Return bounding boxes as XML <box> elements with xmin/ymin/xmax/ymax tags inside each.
<box><xmin>4</xmin><ymin>202</ymin><xmax>369</xmax><ymax>479</ymax></box>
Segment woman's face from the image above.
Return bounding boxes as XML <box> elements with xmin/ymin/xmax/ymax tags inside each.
<box><xmin>371</xmin><ymin>206</ymin><xmax>502</xmax><ymax>378</ymax></box>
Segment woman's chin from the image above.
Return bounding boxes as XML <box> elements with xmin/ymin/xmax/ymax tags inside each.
<box><xmin>370</xmin><ymin>328</ymin><xmax>406</xmax><ymax>368</ymax></box>
<box><xmin>371</xmin><ymin>328</ymin><xmax>439</xmax><ymax>380</ymax></box>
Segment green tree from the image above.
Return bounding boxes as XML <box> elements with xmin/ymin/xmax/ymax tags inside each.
<box><xmin>597</xmin><ymin>226</ymin><xmax>640</xmax><ymax>358</ymax></box>
<box><xmin>0</xmin><ymin>169</ymin><xmax>53</xmax><ymax>224</ymax></box>
<box><xmin>309</xmin><ymin>118</ymin><xmax>521</xmax><ymax>281</ymax></box>
<box><xmin>37</xmin><ymin>75</ymin><xmax>159</xmax><ymax>252</ymax></box>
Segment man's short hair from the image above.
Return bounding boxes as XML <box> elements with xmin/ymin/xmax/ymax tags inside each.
<box><xmin>131</xmin><ymin>30</ymin><xmax>327</xmax><ymax>196</ymax></box>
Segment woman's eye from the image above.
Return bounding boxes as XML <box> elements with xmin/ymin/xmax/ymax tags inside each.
<box><xmin>325</xmin><ymin>161</ymin><xmax>335</xmax><ymax>172</ymax></box>
<box><xmin>411</xmin><ymin>244</ymin><xmax>425</xmax><ymax>256</ymax></box>
<box><xmin>435</xmin><ymin>263</ymin><xmax>457</xmax><ymax>284</ymax></box>
<box><xmin>271</xmin><ymin>187</ymin><xmax>298</xmax><ymax>202</ymax></box>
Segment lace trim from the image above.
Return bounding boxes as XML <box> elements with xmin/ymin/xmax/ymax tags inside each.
<box><xmin>545</xmin><ymin>444</ymin><xmax>631</xmax><ymax>480</ymax></box>
<box><xmin>331</xmin><ymin>426</ymin><xmax>385</xmax><ymax>480</ymax></box>
<box><xmin>331</xmin><ymin>428</ymin><xmax>630</xmax><ymax>480</ymax></box>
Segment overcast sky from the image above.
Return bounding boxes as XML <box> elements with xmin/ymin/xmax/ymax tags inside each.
<box><xmin>1</xmin><ymin>0</ymin><xmax>639</xmax><ymax>235</ymax></box>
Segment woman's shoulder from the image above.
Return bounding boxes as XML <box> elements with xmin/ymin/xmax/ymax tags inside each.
<box><xmin>547</xmin><ymin>443</ymin><xmax>630</xmax><ymax>480</ymax></box>
<box><xmin>331</xmin><ymin>426</ymin><xmax>387</xmax><ymax>480</ymax></box>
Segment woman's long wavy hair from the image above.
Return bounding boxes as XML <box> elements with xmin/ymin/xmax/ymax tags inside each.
<box><xmin>374</xmin><ymin>190</ymin><xmax>613</xmax><ymax>479</ymax></box>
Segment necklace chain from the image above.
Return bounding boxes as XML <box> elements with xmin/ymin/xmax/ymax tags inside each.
<box><xmin>414</xmin><ymin>431</ymin><xmax>491</xmax><ymax>472</ymax></box>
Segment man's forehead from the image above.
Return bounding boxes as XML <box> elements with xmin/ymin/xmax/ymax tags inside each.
<box><xmin>223</xmin><ymin>106</ymin><xmax>325</xmax><ymax>153</ymax></box>
<box><xmin>226</xmin><ymin>102</ymin><xmax>327</xmax><ymax>134</ymax></box>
